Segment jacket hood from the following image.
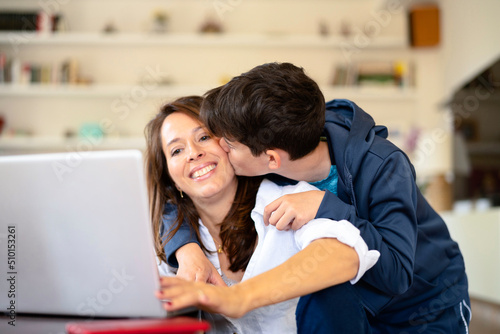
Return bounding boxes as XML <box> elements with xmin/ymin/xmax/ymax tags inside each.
<box><xmin>324</xmin><ymin>99</ymin><xmax>388</xmax><ymax>184</ymax></box>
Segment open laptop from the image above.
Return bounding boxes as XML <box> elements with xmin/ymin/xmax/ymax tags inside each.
<box><xmin>0</xmin><ymin>150</ymin><xmax>168</xmax><ymax>318</ymax></box>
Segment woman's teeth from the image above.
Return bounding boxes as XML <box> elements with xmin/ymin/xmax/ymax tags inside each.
<box><xmin>191</xmin><ymin>164</ymin><xmax>216</xmax><ymax>178</ymax></box>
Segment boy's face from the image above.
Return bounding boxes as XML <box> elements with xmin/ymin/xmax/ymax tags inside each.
<box><xmin>219</xmin><ymin>138</ymin><xmax>270</xmax><ymax>176</ymax></box>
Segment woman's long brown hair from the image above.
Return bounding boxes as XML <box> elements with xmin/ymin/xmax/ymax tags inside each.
<box><xmin>144</xmin><ymin>96</ymin><xmax>262</xmax><ymax>272</ymax></box>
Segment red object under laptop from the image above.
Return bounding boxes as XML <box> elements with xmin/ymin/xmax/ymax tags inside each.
<box><xmin>65</xmin><ymin>317</ymin><xmax>210</xmax><ymax>334</ymax></box>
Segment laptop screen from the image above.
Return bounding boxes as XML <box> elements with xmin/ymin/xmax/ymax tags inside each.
<box><xmin>0</xmin><ymin>150</ymin><xmax>166</xmax><ymax>318</ymax></box>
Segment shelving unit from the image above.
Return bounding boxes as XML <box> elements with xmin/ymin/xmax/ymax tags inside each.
<box><xmin>0</xmin><ymin>3</ymin><xmax>423</xmax><ymax>156</ymax></box>
<box><xmin>0</xmin><ymin>78</ymin><xmax>416</xmax><ymax>155</ymax></box>
<box><xmin>0</xmin><ymin>31</ymin><xmax>408</xmax><ymax>48</ymax></box>
<box><xmin>467</xmin><ymin>142</ymin><xmax>500</xmax><ymax>156</ymax></box>
<box><xmin>0</xmin><ymin>83</ymin><xmax>416</xmax><ymax>100</ymax></box>
<box><xmin>0</xmin><ymin>82</ymin><xmax>417</xmax><ymax>154</ymax></box>
<box><xmin>0</xmin><ymin>83</ymin><xmax>211</xmax><ymax>98</ymax></box>
<box><xmin>0</xmin><ymin>136</ymin><xmax>146</xmax><ymax>152</ymax></box>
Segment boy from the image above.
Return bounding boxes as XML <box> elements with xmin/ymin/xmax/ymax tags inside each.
<box><xmin>166</xmin><ymin>62</ymin><xmax>470</xmax><ymax>333</ymax></box>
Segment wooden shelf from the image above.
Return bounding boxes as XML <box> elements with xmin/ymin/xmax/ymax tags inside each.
<box><xmin>0</xmin><ymin>32</ymin><xmax>408</xmax><ymax>49</ymax></box>
<box><xmin>322</xmin><ymin>86</ymin><xmax>416</xmax><ymax>102</ymax></box>
<box><xmin>0</xmin><ymin>84</ymin><xmax>416</xmax><ymax>101</ymax></box>
<box><xmin>0</xmin><ymin>28</ymin><xmax>414</xmax><ymax>154</ymax></box>
<box><xmin>0</xmin><ymin>84</ymin><xmax>211</xmax><ymax>98</ymax></box>
<box><xmin>0</xmin><ymin>136</ymin><xmax>146</xmax><ymax>153</ymax></box>
<box><xmin>467</xmin><ymin>142</ymin><xmax>500</xmax><ymax>155</ymax></box>
<box><xmin>452</xmin><ymin>88</ymin><xmax>500</xmax><ymax>103</ymax></box>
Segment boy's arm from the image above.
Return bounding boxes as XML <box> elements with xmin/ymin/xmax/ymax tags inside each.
<box><xmin>162</xmin><ymin>203</ymin><xmax>200</xmax><ymax>268</ymax></box>
<box><xmin>263</xmin><ymin>183</ymin><xmax>377</xmax><ymax>284</ymax></box>
<box><xmin>158</xmin><ymin>238</ymin><xmax>358</xmax><ymax>318</ymax></box>
<box><xmin>162</xmin><ymin>204</ymin><xmax>225</xmax><ymax>286</ymax></box>
<box><xmin>175</xmin><ymin>243</ymin><xmax>226</xmax><ymax>286</ymax></box>
<box><xmin>263</xmin><ymin>153</ymin><xmax>421</xmax><ymax>295</ymax></box>
<box><xmin>315</xmin><ymin>152</ymin><xmax>419</xmax><ymax>295</ymax></box>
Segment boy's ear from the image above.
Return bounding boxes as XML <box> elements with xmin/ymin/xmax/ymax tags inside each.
<box><xmin>265</xmin><ymin>149</ymin><xmax>282</xmax><ymax>170</ymax></box>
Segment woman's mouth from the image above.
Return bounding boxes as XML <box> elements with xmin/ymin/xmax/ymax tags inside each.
<box><xmin>190</xmin><ymin>164</ymin><xmax>216</xmax><ymax>179</ymax></box>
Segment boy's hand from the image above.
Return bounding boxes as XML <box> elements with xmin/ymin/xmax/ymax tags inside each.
<box><xmin>263</xmin><ymin>190</ymin><xmax>325</xmax><ymax>230</ymax></box>
<box><xmin>175</xmin><ymin>243</ymin><xmax>227</xmax><ymax>286</ymax></box>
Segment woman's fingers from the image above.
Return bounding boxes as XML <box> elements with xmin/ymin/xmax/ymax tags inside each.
<box><xmin>157</xmin><ymin>276</ymin><xmax>248</xmax><ymax>318</ymax></box>
<box><xmin>158</xmin><ymin>277</ymin><xmax>213</xmax><ymax>311</ymax></box>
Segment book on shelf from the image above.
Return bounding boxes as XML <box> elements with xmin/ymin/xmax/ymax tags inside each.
<box><xmin>0</xmin><ymin>12</ymin><xmax>38</xmax><ymax>32</ymax></box>
<box><xmin>61</xmin><ymin>58</ymin><xmax>79</xmax><ymax>84</ymax></box>
<box><xmin>0</xmin><ymin>11</ymin><xmax>61</xmax><ymax>33</ymax></box>
<box><xmin>357</xmin><ymin>61</ymin><xmax>396</xmax><ymax>87</ymax></box>
<box><xmin>0</xmin><ymin>52</ymin><xmax>5</xmax><ymax>83</ymax></box>
<box><xmin>332</xmin><ymin>65</ymin><xmax>348</xmax><ymax>87</ymax></box>
<box><xmin>331</xmin><ymin>60</ymin><xmax>414</xmax><ymax>89</ymax></box>
<box><xmin>0</xmin><ymin>53</ymin><xmax>84</xmax><ymax>85</ymax></box>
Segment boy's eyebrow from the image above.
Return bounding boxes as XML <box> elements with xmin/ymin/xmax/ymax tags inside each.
<box><xmin>166</xmin><ymin>126</ymin><xmax>203</xmax><ymax>147</ymax></box>
<box><xmin>223</xmin><ymin>138</ymin><xmax>236</xmax><ymax>145</ymax></box>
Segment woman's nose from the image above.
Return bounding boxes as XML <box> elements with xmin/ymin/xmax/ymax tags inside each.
<box><xmin>187</xmin><ymin>144</ymin><xmax>204</xmax><ymax>161</ymax></box>
<box><xmin>189</xmin><ymin>152</ymin><xmax>203</xmax><ymax>161</ymax></box>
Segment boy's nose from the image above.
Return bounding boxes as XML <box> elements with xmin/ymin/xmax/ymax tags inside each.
<box><xmin>219</xmin><ymin>138</ymin><xmax>230</xmax><ymax>152</ymax></box>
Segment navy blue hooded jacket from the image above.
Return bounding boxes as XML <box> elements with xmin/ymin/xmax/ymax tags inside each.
<box><xmin>317</xmin><ymin>99</ymin><xmax>468</xmax><ymax>321</ymax></box>
<box><xmin>162</xmin><ymin>99</ymin><xmax>468</xmax><ymax>322</ymax></box>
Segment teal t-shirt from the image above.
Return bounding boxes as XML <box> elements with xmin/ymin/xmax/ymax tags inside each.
<box><xmin>309</xmin><ymin>165</ymin><xmax>338</xmax><ymax>195</ymax></box>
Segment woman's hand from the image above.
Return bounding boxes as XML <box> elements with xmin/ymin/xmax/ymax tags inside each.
<box><xmin>175</xmin><ymin>243</ymin><xmax>227</xmax><ymax>286</ymax></box>
<box><xmin>157</xmin><ymin>277</ymin><xmax>248</xmax><ymax>318</ymax></box>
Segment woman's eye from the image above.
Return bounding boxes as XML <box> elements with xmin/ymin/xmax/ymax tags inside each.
<box><xmin>171</xmin><ymin>148</ymin><xmax>182</xmax><ymax>156</ymax></box>
<box><xmin>200</xmin><ymin>135</ymin><xmax>211</xmax><ymax>141</ymax></box>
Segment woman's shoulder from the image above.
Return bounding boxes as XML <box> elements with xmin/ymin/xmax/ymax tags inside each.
<box><xmin>257</xmin><ymin>178</ymin><xmax>316</xmax><ymax>198</ymax></box>
<box><xmin>260</xmin><ymin>178</ymin><xmax>318</xmax><ymax>194</ymax></box>
<box><xmin>252</xmin><ymin>179</ymin><xmax>319</xmax><ymax>216</ymax></box>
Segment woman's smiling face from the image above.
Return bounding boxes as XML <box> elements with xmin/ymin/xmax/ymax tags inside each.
<box><xmin>161</xmin><ymin>111</ymin><xmax>236</xmax><ymax>201</ymax></box>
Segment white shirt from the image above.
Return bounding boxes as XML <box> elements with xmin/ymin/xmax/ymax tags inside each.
<box><xmin>158</xmin><ymin>179</ymin><xmax>380</xmax><ymax>333</ymax></box>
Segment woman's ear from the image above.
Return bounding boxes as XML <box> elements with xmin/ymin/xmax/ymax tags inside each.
<box><xmin>265</xmin><ymin>149</ymin><xmax>282</xmax><ymax>170</ymax></box>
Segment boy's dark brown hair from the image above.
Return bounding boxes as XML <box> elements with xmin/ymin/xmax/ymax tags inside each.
<box><xmin>201</xmin><ymin>62</ymin><xmax>326</xmax><ymax>160</ymax></box>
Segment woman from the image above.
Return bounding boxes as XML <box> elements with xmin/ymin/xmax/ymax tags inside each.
<box><xmin>144</xmin><ymin>96</ymin><xmax>375</xmax><ymax>333</ymax></box>
<box><xmin>145</xmin><ymin>95</ymin><xmax>261</xmax><ymax>286</ymax></box>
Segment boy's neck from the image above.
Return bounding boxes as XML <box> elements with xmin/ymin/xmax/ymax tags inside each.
<box><xmin>280</xmin><ymin>141</ymin><xmax>332</xmax><ymax>183</ymax></box>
